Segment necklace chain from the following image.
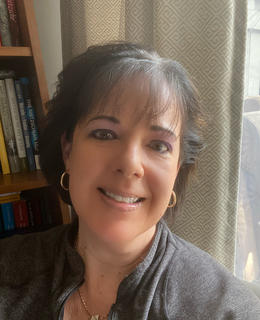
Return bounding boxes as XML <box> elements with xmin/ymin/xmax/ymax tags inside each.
<box><xmin>78</xmin><ymin>287</ymin><xmax>108</xmax><ymax>320</ymax></box>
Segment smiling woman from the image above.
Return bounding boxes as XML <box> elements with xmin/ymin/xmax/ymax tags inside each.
<box><xmin>0</xmin><ymin>42</ymin><xmax>260</xmax><ymax>320</ymax></box>
<box><xmin>61</xmin><ymin>76</ymin><xmax>181</xmax><ymax>248</ymax></box>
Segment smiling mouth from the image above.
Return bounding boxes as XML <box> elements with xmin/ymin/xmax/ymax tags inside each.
<box><xmin>98</xmin><ymin>188</ymin><xmax>145</xmax><ymax>204</ymax></box>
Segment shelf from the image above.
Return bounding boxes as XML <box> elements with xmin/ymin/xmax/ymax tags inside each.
<box><xmin>0</xmin><ymin>46</ymin><xmax>32</xmax><ymax>57</ymax></box>
<box><xmin>0</xmin><ymin>171</ymin><xmax>48</xmax><ymax>194</ymax></box>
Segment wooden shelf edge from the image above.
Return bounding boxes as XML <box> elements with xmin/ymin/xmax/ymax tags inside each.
<box><xmin>0</xmin><ymin>46</ymin><xmax>32</xmax><ymax>57</ymax></box>
<box><xmin>0</xmin><ymin>171</ymin><xmax>48</xmax><ymax>194</ymax></box>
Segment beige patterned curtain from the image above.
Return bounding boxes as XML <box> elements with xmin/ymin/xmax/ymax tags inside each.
<box><xmin>60</xmin><ymin>0</ymin><xmax>247</xmax><ymax>271</ymax></box>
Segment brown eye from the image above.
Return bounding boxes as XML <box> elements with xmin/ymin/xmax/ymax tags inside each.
<box><xmin>149</xmin><ymin>140</ymin><xmax>172</xmax><ymax>153</ymax></box>
<box><xmin>90</xmin><ymin>129</ymin><xmax>117</xmax><ymax>140</ymax></box>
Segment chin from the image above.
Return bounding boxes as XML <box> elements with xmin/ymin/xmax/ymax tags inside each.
<box><xmin>83</xmin><ymin>217</ymin><xmax>149</xmax><ymax>248</ymax></box>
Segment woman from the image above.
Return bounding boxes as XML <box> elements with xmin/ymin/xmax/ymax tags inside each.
<box><xmin>0</xmin><ymin>42</ymin><xmax>259</xmax><ymax>320</ymax></box>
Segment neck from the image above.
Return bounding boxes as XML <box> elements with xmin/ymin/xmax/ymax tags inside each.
<box><xmin>74</xmin><ymin>219</ymin><xmax>156</xmax><ymax>317</ymax></box>
<box><xmin>76</xmin><ymin>219</ymin><xmax>156</xmax><ymax>282</ymax></box>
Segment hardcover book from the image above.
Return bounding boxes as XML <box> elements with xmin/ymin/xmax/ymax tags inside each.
<box><xmin>12</xmin><ymin>200</ymin><xmax>29</xmax><ymax>229</ymax></box>
<box><xmin>0</xmin><ymin>0</ymin><xmax>12</xmax><ymax>46</ymax></box>
<box><xmin>5</xmin><ymin>77</ymin><xmax>29</xmax><ymax>172</ymax></box>
<box><xmin>31</xmin><ymin>198</ymin><xmax>42</xmax><ymax>226</ymax></box>
<box><xmin>5</xmin><ymin>0</ymin><xmax>21</xmax><ymax>46</ymax></box>
<box><xmin>0</xmin><ymin>118</ymin><xmax>10</xmax><ymax>174</ymax></box>
<box><xmin>0</xmin><ymin>192</ymin><xmax>20</xmax><ymax>204</ymax></box>
<box><xmin>26</xmin><ymin>199</ymin><xmax>35</xmax><ymax>227</ymax></box>
<box><xmin>0</xmin><ymin>202</ymin><xmax>15</xmax><ymax>231</ymax></box>
<box><xmin>0</xmin><ymin>78</ymin><xmax>20</xmax><ymax>173</ymax></box>
<box><xmin>15</xmin><ymin>80</ymin><xmax>36</xmax><ymax>171</ymax></box>
<box><xmin>0</xmin><ymin>206</ymin><xmax>3</xmax><ymax>233</ymax></box>
<box><xmin>20</xmin><ymin>77</ymin><xmax>41</xmax><ymax>170</ymax></box>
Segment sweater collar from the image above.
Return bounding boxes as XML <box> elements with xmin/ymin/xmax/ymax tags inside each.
<box><xmin>61</xmin><ymin>218</ymin><xmax>171</xmax><ymax>310</ymax></box>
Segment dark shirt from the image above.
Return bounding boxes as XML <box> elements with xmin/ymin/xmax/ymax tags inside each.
<box><xmin>0</xmin><ymin>219</ymin><xmax>259</xmax><ymax>319</ymax></box>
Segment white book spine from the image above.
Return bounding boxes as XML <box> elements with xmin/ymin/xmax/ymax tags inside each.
<box><xmin>5</xmin><ymin>78</ymin><xmax>27</xmax><ymax>158</ymax></box>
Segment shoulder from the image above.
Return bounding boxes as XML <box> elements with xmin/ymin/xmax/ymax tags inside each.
<box><xmin>0</xmin><ymin>223</ymin><xmax>71</xmax><ymax>284</ymax></box>
<box><xmin>159</xmin><ymin>222</ymin><xmax>260</xmax><ymax>319</ymax></box>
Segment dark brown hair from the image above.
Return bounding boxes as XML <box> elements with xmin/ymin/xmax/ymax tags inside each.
<box><xmin>39</xmin><ymin>42</ymin><xmax>205</xmax><ymax>219</ymax></box>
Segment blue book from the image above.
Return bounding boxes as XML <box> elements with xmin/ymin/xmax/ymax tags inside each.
<box><xmin>0</xmin><ymin>206</ymin><xmax>3</xmax><ymax>233</ymax></box>
<box><xmin>14</xmin><ymin>79</ymin><xmax>36</xmax><ymax>171</ymax></box>
<box><xmin>19</xmin><ymin>77</ymin><xmax>40</xmax><ymax>170</ymax></box>
<box><xmin>1</xmin><ymin>202</ymin><xmax>15</xmax><ymax>231</ymax></box>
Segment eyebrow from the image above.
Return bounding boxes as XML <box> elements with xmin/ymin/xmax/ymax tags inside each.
<box><xmin>87</xmin><ymin>115</ymin><xmax>120</xmax><ymax>124</ymax></box>
<box><xmin>150</xmin><ymin>125</ymin><xmax>176</xmax><ymax>139</ymax></box>
<box><xmin>87</xmin><ymin>115</ymin><xmax>176</xmax><ymax>138</ymax></box>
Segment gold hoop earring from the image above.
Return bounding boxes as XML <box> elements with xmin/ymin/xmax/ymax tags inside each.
<box><xmin>168</xmin><ymin>190</ymin><xmax>177</xmax><ymax>208</ymax></box>
<box><xmin>60</xmin><ymin>171</ymin><xmax>69</xmax><ymax>191</ymax></box>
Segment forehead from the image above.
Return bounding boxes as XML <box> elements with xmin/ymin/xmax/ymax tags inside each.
<box><xmin>85</xmin><ymin>75</ymin><xmax>182</xmax><ymax>130</ymax></box>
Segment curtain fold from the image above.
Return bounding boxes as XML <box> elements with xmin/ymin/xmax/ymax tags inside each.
<box><xmin>60</xmin><ymin>0</ymin><xmax>247</xmax><ymax>271</ymax></box>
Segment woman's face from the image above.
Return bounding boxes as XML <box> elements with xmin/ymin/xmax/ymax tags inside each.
<box><xmin>62</xmin><ymin>81</ymin><xmax>181</xmax><ymax>246</ymax></box>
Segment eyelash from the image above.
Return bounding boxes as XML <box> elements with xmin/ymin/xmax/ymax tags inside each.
<box><xmin>89</xmin><ymin>129</ymin><xmax>117</xmax><ymax>140</ymax></box>
<box><xmin>149</xmin><ymin>140</ymin><xmax>172</xmax><ymax>154</ymax></box>
<box><xmin>89</xmin><ymin>129</ymin><xmax>172</xmax><ymax>154</ymax></box>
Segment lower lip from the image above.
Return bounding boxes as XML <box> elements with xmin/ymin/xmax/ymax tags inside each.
<box><xmin>99</xmin><ymin>190</ymin><xmax>143</xmax><ymax>212</ymax></box>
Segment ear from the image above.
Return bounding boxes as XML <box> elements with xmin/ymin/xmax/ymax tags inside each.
<box><xmin>61</xmin><ymin>133</ymin><xmax>72</xmax><ymax>172</ymax></box>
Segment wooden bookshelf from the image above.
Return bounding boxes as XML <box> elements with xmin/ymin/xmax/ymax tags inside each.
<box><xmin>0</xmin><ymin>0</ymin><xmax>70</xmax><ymax>225</ymax></box>
<box><xmin>0</xmin><ymin>47</ymin><xmax>32</xmax><ymax>57</ymax></box>
<box><xmin>0</xmin><ymin>171</ymin><xmax>47</xmax><ymax>194</ymax></box>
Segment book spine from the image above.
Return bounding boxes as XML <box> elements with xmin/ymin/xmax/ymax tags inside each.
<box><xmin>0</xmin><ymin>0</ymin><xmax>12</xmax><ymax>46</ymax></box>
<box><xmin>12</xmin><ymin>200</ymin><xmax>29</xmax><ymax>229</ymax></box>
<box><xmin>14</xmin><ymin>80</ymin><xmax>36</xmax><ymax>171</ymax></box>
<box><xmin>5</xmin><ymin>0</ymin><xmax>20</xmax><ymax>46</ymax></box>
<box><xmin>0</xmin><ymin>192</ymin><xmax>20</xmax><ymax>204</ymax></box>
<box><xmin>39</xmin><ymin>198</ymin><xmax>48</xmax><ymax>226</ymax></box>
<box><xmin>0</xmin><ymin>118</ymin><xmax>10</xmax><ymax>174</ymax></box>
<box><xmin>0</xmin><ymin>206</ymin><xmax>3</xmax><ymax>233</ymax></box>
<box><xmin>20</xmin><ymin>77</ymin><xmax>41</xmax><ymax>170</ymax></box>
<box><xmin>0</xmin><ymin>79</ymin><xmax>20</xmax><ymax>173</ymax></box>
<box><xmin>0</xmin><ymin>202</ymin><xmax>15</xmax><ymax>230</ymax></box>
<box><xmin>5</xmin><ymin>77</ymin><xmax>28</xmax><ymax>172</ymax></box>
<box><xmin>26</xmin><ymin>199</ymin><xmax>35</xmax><ymax>227</ymax></box>
<box><xmin>31</xmin><ymin>198</ymin><xmax>42</xmax><ymax>226</ymax></box>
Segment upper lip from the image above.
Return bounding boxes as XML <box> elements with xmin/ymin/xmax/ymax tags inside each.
<box><xmin>98</xmin><ymin>187</ymin><xmax>146</xmax><ymax>199</ymax></box>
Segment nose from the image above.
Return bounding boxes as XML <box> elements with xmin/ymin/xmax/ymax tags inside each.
<box><xmin>113</xmin><ymin>142</ymin><xmax>144</xmax><ymax>179</ymax></box>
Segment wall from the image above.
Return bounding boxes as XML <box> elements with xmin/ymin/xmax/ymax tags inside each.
<box><xmin>33</xmin><ymin>0</ymin><xmax>63</xmax><ymax>98</ymax></box>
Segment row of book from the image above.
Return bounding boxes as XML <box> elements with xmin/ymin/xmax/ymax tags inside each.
<box><xmin>0</xmin><ymin>70</ymin><xmax>40</xmax><ymax>174</ymax></box>
<box><xmin>0</xmin><ymin>0</ymin><xmax>21</xmax><ymax>47</ymax></box>
<box><xmin>0</xmin><ymin>188</ymin><xmax>61</xmax><ymax>238</ymax></box>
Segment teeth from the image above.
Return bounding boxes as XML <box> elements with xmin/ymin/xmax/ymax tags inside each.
<box><xmin>104</xmin><ymin>190</ymin><xmax>140</xmax><ymax>203</ymax></box>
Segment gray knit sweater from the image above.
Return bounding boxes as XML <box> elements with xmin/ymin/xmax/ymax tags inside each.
<box><xmin>0</xmin><ymin>218</ymin><xmax>259</xmax><ymax>319</ymax></box>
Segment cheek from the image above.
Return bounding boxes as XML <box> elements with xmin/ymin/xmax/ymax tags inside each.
<box><xmin>147</xmin><ymin>159</ymin><xmax>179</xmax><ymax>208</ymax></box>
<box><xmin>67</xmin><ymin>145</ymin><xmax>99</xmax><ymax>190</ymax></box>
<box><xmin>148</xmin><ymin>143</ymin><xmax>180</xmax><ymax>189</ymax></box>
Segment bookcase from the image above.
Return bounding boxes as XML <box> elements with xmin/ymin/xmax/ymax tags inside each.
<box><xmin>0</xmin><ymin>0</ymin><xmax>71</xmax><ymax>232</ymax></box>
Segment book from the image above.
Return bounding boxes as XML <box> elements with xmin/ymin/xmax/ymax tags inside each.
<box><xmin>0</xmin><ymin>117</ymin><xmax>10</xmax><ymax>174</ymax></box>
<box><xmin>0</xmin><ymin>206</ymin><xmax>3</xmax><ymax>233</ymax></box>
<box><xmin>12</xmin><ymin>200</ymin><xmax>29</xmax><ymax>229</ymax></box>
<box><xmin>0</xmin><ymin>192</ymin><xmax>20</xmax><ymax>203</ymax></box>
<box><xmin>0</xmin><ymin>0</ymin><xmax>12</xmax><ymax>46</ymax></box>
<box><xmin>5</xmin><ymin>77</ymin><xmax>29</xmax><ymax>172</ymax></box>
<box><xmin>15</xmin><ymin>80</ymin><xmax>36</xmax><ymax>171</ymax></box>
<box><xmin>26</xmin><ymin>199</ymin><xmax>35</xmax><ymax>227</ymax></box>
<box><xmin>0</xmin><ymin>202</ymin><xmax>15</xmax><ymax>230</ymax></box>
<box><xmin>0</xmin><ymin>78</ymin><xmax>20</xmax><ymax>173</ymax></box>
<box><xmin>5</xmin><ymin>0</ymin><xmax>20</xmax><ymax>46</ymax></box>
<box><xmin>31</xmin><ymin>198</ymin><xmax>42</xmax><ymax>226</ymax></box>
<box><xmin>20</xmin><ymin>77</ymin><xmax>41</xmax><ymax>170</ymax></box>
